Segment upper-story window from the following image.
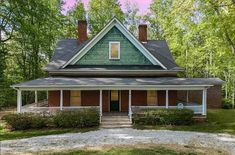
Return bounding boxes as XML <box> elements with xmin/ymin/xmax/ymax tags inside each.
<box><xmin>109</xmin><ymin>42</ymin><xmax>120</xmax><ymax>59</ymax></box>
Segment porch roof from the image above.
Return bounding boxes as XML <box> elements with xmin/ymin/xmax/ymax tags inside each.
<box><xmin>11</xmin><ymin>77</ymin><xmax>224</xmax><ymax>90</ymax></box>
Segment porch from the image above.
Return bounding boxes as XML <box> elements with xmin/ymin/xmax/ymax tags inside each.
<box><xmin>11</xmin><ymin>77</ymin><xmax>223</xmax><ymax>122</ymax></box>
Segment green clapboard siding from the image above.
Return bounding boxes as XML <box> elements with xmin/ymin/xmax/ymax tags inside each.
<box><xmin>75</xmin><ymin>26</ymin><xmax>152</xmax><ymax>65</ymax></box>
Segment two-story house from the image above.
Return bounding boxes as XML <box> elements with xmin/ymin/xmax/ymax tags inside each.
<box><xmin>12</xmin><ymin>18</ymin><xmax>223</xmax><ymax>123</ymax></box>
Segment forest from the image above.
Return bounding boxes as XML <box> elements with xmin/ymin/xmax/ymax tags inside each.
<box><xmin>0</xmin><ymin>0</ymin><xmax>234</xmax><ymax>108</ymax></box>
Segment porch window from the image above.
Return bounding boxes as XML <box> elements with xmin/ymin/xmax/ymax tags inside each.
<box><xmin>109</xmin><ymin>42</ymin><xmax>120</xmax><ymax>59</ymax></box>
<box><xmin>70</xmin><ymin>90</ymin><xmax>81</xmax><ymax>106</ymax></box>
<box><xmin>147</xmin><ymin>90</ymin><xmax>158</xmax><ymax>105</ymax></box>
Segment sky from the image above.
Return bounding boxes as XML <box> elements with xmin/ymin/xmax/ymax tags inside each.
<box><xmin>62</xmin><ymin>0</ymin><xmax>152</xmax><ymax>14</ymax></box>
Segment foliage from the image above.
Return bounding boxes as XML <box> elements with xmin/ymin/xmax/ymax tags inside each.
<box><xmin>53</xmin><ymin>109</ymin><xmax>100</xmax><ymax>128</ymax></box>
<box><xmin>88</xmin><ymin>0</ymin><xmax>124</xmax><ymax>35</ymax></box>
<box><xmin>63</xmin><ymin>0</ymin><xmax>86</xmax><ymax>38</ymax></box>
<box><xmin>0</xmin><ymin>0</ymin><xmax>63</xmax><ymax>106</ymax></box>
<box><xmin>3</xmin><ymin>113</ymin><xmax>48</xmax><ymax>130</ymax></box>
<box><xmin>134</xmin><ymin>109</ymin><xmax>235</xmax><ymax>135</ymax></box>
<box><xmin>148</xmin><ymin>0</ymin><xmax>235</xmax><ymax>104</ymax></box>
<box><xmin>3</xmin><ymin>108</ymin><xmax>99</xmax><ymax>130</ymax></box>
<box><xmin>133</xmin><ymin>109</ymin><xmax>194</xmax><ymax>125</ymax></box>
<box><xmin>222</xmin><ymin>98</ymin><xmax>234</xmax><ymax>109</ymax></box>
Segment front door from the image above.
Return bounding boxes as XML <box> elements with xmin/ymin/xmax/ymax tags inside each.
<box><xmin>110</xmin><ymin>90</ymin><xmax>119</xmax><ymax>112</ymax></box>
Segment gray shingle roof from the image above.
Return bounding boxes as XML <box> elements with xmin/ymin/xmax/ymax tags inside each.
<box><xmin>12</xmin><ymin>77</ymin><xmax>224</xmax><ymax>89</ymax></box>
<box><xmin>44</xmin><ymin>39</ymin><xmax>90</xmax><ymax>71</ymax></box>
<box><xmin>143</xmin><ymin>40</ymin><xmax>179</xmax><ymax>70</ymax></box>
<box><xmin>44</xmin><ymin>39</ymin><xmax>180</xmax><ymax>71</ymax></box>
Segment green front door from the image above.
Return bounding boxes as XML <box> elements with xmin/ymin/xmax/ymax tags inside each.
<box><xmin>110</xmin><ymin>90</ymin><xmax>119</xmax><ymax>112</ymax></box>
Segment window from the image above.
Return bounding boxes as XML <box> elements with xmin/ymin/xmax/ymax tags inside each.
<box><xmin>109</xmin><ymin>42</ymin><xmax>120</xmax><ymax>59</ymax></box>
<box><xmin>70</xmin><ymin>90</ymin><xmax>81</xmax><ymax>106</ymax></box>
<box><xmin>147</xmin><ymin>90</ymin><xmax>158</xmax><ymax>106</ymax></box>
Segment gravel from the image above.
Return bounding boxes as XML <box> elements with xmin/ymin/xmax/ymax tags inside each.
<box><xmin>1</xmin><ymin>129</ymin><xmax>235</xmax><ymax>154</ymax></box>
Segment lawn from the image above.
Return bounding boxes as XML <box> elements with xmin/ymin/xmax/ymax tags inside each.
<box><xmin>0</xmin><ymin>120</ymin><xmax>98</xmax><ymax>141</ymax></box>
<box><xmin>134</xmin><ymin>109</ymin><xmax>235</xmax><ymax>134</ymax></box>
<box><xmin>44</xmin><ymin>144</ymin><xmax>226</xmax><ymax>155</ymax></box>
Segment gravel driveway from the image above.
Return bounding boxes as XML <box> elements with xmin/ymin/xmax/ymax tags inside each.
<box><xmin>1</xmin><ymin>129</ymin><xmax>235</xmax><ymax>154</ymax></box>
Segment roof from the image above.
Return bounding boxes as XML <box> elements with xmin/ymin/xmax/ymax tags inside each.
<box><xmin>12</xmin><ymin>77</ymin><xmax>224</xmax><ymax>90</ymax></box>
<box><xmin>44</xmin><ymin>39</ymin><xmax>180</xmax><ymax>71</ymax></box>
<box><xmin>143</xmin><ymin>40</ymin><xmax>179</xmax><ymax>70</ymax></box>
<box><xmin>44</xmin><ymin>39</ymin><xmax>90</xmax><ymax>71</ymax></box>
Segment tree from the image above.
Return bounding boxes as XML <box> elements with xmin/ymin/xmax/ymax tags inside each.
<box><xmin>149</xmin><ymin>0</ymin><xmax>235</xmax><ymax>104</ymax></box>
<box><xmin>88</xmin><ymin>0</ymin><xmax>124</xmax><ymax>35</ymax></box>
<box><xmin>123</xmin><ymin>1</ymin><xmax>143</xmax><ymax>37</ymax></box>
<box><xmin>0</xmin><ymin>0</ymin><xmax>63</xmax><ymax>106</ymax></box>
<box><xmin>63</xmin><ymin>0</ymin><xmax>86</xmax><ymax>38</ymax></box>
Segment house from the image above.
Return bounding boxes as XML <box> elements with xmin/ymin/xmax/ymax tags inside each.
<box><xmin>12</xmin><ymin>18</ymin><xmax>223</xmax><ymax>122</ymax></box>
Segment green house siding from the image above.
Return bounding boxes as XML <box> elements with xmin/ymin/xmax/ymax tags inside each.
<box><xmin>75</xmin><ymin>26</ymin><xmax>152</xmax><ymax>65</ymax></box>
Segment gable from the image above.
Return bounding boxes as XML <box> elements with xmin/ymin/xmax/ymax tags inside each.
<box><xmin>75</xmin><ymin>27</ymin><xmax>152</xmax><ymax>65</ymax></box>
<box><xmin>63</xmin><ymin>18</ymin><xmax>167</xmax><ymax>69</ymax></box>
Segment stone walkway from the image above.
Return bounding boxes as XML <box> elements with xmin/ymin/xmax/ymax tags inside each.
<box><xmin>1</xmin><ymin>129</ymin><xmax>235</xmax><ymax>154</ymax></box>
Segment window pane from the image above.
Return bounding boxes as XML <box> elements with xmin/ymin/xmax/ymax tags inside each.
<box><xmin>110</xmin><ymin>43</ymin><xmax>119</xmax><ymax>59</ymax></box>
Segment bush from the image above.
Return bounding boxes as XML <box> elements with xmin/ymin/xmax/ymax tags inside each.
<box><xmin>3</xmin><ymin>108</ymin><xmax>100</xmax><ymax>130</ymax></box>
<box><xmin>222</xmin><ymin>99</ymin><xmax>234</xmax><ymax>109</ymax></box>
<box><xmin>53</xmin><ymin>108</ymin><xmax>100</xmax><ymax>128</ymax></box>
<box><xmin>3</xmin><ymin>113</ymin><xmax>48</xmax><ymax>130</ymax></box>
<box><xmin>4</xmin><ymin>113</ymin><xmax>32</xmax><ymax>130</ymax></box>
<box><xmin>31</xmin><ymin>115</ymin><xmax>48</xmax><ymax>129</ymax></box>
<box><xmin>133</xmin><ymin>108</ymin><xmax>194</xmax><ymax>126</ymax></box>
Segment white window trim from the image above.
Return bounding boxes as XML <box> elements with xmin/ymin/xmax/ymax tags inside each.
<box><xmin>109</xmin><ymin>41</ymin><xmax>120</xmax><ymax>60</ymax></box>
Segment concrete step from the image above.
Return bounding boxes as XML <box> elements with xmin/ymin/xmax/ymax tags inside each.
<box><xmin>100</xmin><ymin>124</ymin><xmax>132</xmax><ymax>129</ymax></box>
<box><xmin>101</xmin><ymin>121</ymin><xmax>132</xmax><ymax>125</ymax></box>
<box><xmin>101</xmin><ymin>115</ymin><xmax>132</xmax><ymax>128</ymax></box>
<box><xmin>102</xmin><ymin>117</ymin><xmax>130</xmax><ymax>121</ymax></box>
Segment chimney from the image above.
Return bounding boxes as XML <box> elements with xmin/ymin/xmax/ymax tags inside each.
<box><xmin>138</xmin><ymin>24</ymin><xmax>147</xmax><ymax>43</ymax></box>
<box><xmin>77</xmin><ymin>20</ymin><xmax>88</xmax><ymax>44</ymax></box>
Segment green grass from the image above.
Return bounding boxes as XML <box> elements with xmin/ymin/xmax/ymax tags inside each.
<box><xmin>0</xmin><ymin>120</ymin><xmax>98</xmax><ymax>141</ymax></box>
<box><xmin>44</xmin><ymin>145</ymin><xmax>225</xmax><ymax>155</ymax></box>
<box><xmin>134</xmin><ymin>109</ymin><xmax>235</xmax><ymax>134</ymax></box>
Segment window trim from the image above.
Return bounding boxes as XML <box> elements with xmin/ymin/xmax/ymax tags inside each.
<box><xmin>109</xmin><ymin>41</ymin><xmax>120</xmax><ymax>60</ymax></box>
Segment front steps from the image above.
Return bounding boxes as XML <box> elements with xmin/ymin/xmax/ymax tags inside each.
<box><xmin>100</xmin><ymin>115</ymin><xmax>132</xmax><ymax>128</ymax></box>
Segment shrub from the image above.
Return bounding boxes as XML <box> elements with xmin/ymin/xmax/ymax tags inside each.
<box><xmin>31</xmin><ymin>115</ymin><xmax>48</xmax><ymax>129</ymax></box>
<box><xmin>53</xmin><ymin>108</ymin><xmax>100</xmax><ymax>128</ymax></box>
<box><xmin>4</xmin><ymin>113</ymin><xmax>33</xmax><ymax>130</ymax></box>
<box><xmin>222</xmin><ymin>99</ymin><xmax>234</xmax><ymax>109</ymax></box>
<box><xmin>133</xmin><ymin>108</ymin><xmax>194</xmax><ymax>126</ymax></box>
<box><xmin>3</xmin><ymin>113</ymin><xmax>48</xmax><ymax>130</ymax></box>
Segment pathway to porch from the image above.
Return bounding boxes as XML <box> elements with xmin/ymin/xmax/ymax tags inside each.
<box><xmin>1</xmin><ymin>129</ymin><xmax>234</xmax><ymax>154</ymax></box>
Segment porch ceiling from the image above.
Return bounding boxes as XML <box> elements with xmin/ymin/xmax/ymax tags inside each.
<box><xmin>11</xmin><ymin>77</ymin><xmax>224</xmax><ymax>90</ymax></box>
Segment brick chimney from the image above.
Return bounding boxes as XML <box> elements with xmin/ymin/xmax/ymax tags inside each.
<box><xmin>77</xmin><ymin>20</ymin><xmax>88</xmax><ymax>44</ymax></box>
<box><xmin>138</xmin><ymin>24</ymin><xmax>147</xmax><ymax>43</ymax></box>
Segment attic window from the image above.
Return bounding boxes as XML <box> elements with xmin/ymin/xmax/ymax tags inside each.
<box><xmin>109</xmin><ymin>42</ymin><xmax>120</xmax><ymax>59</ymax></box>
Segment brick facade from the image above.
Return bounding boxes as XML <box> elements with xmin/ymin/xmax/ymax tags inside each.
<box><xmin>48</xmin><ymin>87</ymin><xmax>222</xmax><ymax>109</ymax></box>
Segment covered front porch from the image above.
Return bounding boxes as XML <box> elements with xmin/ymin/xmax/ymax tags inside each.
<box><xmin>11</xmin><ymin>77</ymin><xmax>217</xmax><ymax>122</ymax></box>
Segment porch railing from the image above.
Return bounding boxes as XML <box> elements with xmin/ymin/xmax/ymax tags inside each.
<box><xmin>131</xmin><ymin>105</ymin><xmax>203</xmax><ymax>114</ymax></box>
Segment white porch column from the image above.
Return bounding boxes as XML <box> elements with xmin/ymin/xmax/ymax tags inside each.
<box><xmin>165</xmin><ymin>90</ymin><xmax>169</xmax><ymax>109</ymax></box>
<box><xmin>17</xmin><ymin>90</ymin><xmax>22</xmax><ymax>113</ymax></box>
<box><xmin>35</xmin><ymin>91</ymin><xmax>38</xmax><ymax>106</ymax></box>
<box><xmin>60</xmin><ymin>90</ymin><xmax>63</xmax><ymax>110</ymax></box>
<box><xmin>202</xmin><ymin>88</ymin><xmax>207</xmax><ymax>115</ymax></box>
<box><xmin>128</xmin><ymin>90</ymin><xmax>132</xmax><ymax>121</ymax></box>
<box><xmin>46</xmin><ymin>90</ymin><xmax>48</xmax><ymax>100</ymax></box>
<box><xmin>99</xmin><ymin>90</ymin><xmax>102</xmax><ymax>123</ymax></box>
